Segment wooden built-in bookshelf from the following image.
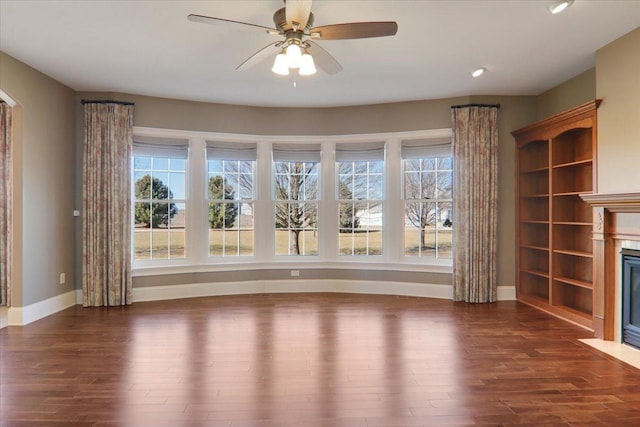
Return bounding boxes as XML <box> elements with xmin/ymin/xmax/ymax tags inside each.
<box><xmin>512</xmin><ymin>100</ymin><xmax>600</xmax><ymax>330</ymax></box>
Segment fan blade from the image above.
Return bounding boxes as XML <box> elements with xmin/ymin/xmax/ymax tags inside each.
<box><xmin>306</xmin><ymin>41</ymin><xmax>342</xmax><ymax>75</ymax></box>
<box><xmin>236</xmin><ymin>41</ymin><xmax>282</xmax><ymax>71</ymax></box>
<box><xmin>285</xmin><ymin>0</ymin><xmax>313</xmax><ymax>30</ymax></box>
<box><xmin>309</xmin><ymin>22</ymin><xmax>398</xmax><ymax>40</ymax></box>
<box><xmin>188</xmin><ymin>14</ymin><xmax>277</xmax><ymax>33</ymax></box>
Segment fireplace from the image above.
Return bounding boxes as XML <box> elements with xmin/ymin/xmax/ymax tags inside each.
<box><xmin>580</xmin><ymin>192</ymin><xmax>640</xmax><ymax>341</ymax></box>
<box><xmin>622</xmin><ymin>249</ymin><xmax>640</xmax><ymax>349</ymax></box>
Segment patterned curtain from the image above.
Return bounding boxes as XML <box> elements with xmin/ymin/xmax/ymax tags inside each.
<box><xmin>451</xmin><ymin>105</ymin><xmax>499</xmax><ymax>303</ymax></box>
<box><xmin>83</xmin><ymin>101</ymin><xmax>134</xmax><ymax>306</ymax></box>
<box><xmin>0</xmin><ymin>102</ymin><xmax>12</xmax><ymax>306</ymax></box>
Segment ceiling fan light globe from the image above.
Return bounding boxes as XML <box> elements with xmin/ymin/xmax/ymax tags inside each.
<box><xmin>299</xmin><ymin>53</ymin><xmax>316</xmax><ymax>76</ymax></box>
<box><xmin>285</xmin><ymin>43</ymin><xmax>302</xmax><ymax>68</ymax></box>
<box><xmin>272</xmin><ymin>53</ymin><xmax>290</xmax><ymax>75</ymax></box>
<box><xmin>549</xmin><ymin>0</ymin><xmax>573</xmax><ymax>14</ymax></box>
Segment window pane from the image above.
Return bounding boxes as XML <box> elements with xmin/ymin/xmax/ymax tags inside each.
<box><xmin>151</xmin><ymin>229</ymin><xmax>169</xmax><ymax>260</ymax></box>
<box><xmin>134</xmin><ymin>156</ymin><xmax>151</xmax><ymax>170</ymax></box>
<box><xmin>368</xmin><ymin>175</ymin><xmax>384</xmax><ymax>199</ymax></box>
<box><xmin>134</xmin><ymin>229</ymin><xmax>151</xmax><ymax>260</ymax></box>
<box><xmin>152</xmin><ymin>157</ymin><xmax>168</xmax><ymax>170</ymax></box>
<box><xmin>404</xmin><ymin>159</ymin><xmax>420</xmax><ymax>172</ymax></box>
<box><xmin>169</xmin><ymin>229</ymin><xmax>185</xmax><ymax>258</ymax></box>
<box><xmin>421</xmin><ymin>172</ymin><xmax>436</xmax><ymax>199</ymax></box>
<box><xmin>437</xmin><ymin>157</ymin><xmax>452</xmax><ymax>170</ymax></box>
<box><xmin>208</xmin><ymin>159</ymin><xmax>223</xmax><ymax>173</ymax></box>
<box><xmin>134</xmin><ymin>173</ymin><xmax>151</xmax><ymax>198</ymax></box>
<box><xmin>239</xmin><ymin>173</ymin><xmax>253</xmax><ymax>199</ymax></box>
<box><xmin>421</xmin><ymin>158</ymin><xmax>436</xmax><ymax>170</ymax></box>
<box><xmin>152</xmin><ymin>172</ymin><xmax>170</xmax><ymax>199</ymax></box>
<box><xmin>437</xmin><ymin>171</ymin><xmax>453</xmax><ymax>199</ymax></box>
<box><xmin>339</xmin><ymin>161</ymin><xmax>352</xmax><ymax>174</ymax></box>
<box><xmin>169</xmin><ymin>172</ymin><xmax>186</xmax><ymax>200</ymax></box>
<box><xmin>169</xmin><ymin>158</ymin><xmax>185</xmax><ymax>172</ymax></box>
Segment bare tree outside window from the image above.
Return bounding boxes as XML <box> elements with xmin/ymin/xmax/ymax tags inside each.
<box><xmin>404</xmin><ymin>157</ymin><xmax>453</xmax><ymax>258</ymax></box>
<box><xmin>274</xmin><ymin>161</ymin><xmax>318</xmax><ymax>256</ymax></box>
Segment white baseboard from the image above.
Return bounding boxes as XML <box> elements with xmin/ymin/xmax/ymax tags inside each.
<box><xmin>497</xmin><ymin>285</ymin><xmax>516</xmax><ymax>301</ymax></box>
<box><xmin>0</xmin><ymin>306</ymin><xmax>7</xmax><ymax>329</ymax></box>
<box><xmin>5</xmin><ymin>290</ymin><xmax>80</xmax><ymax>327</ymax></box>
<box><xmin>133</xmin><ymin>280</ymin><xmax>516</xmax><ymax>303</ymax></box>
<box><xmin>0</xmin><ymin>285</ymin><xmax>515</xmax><ymax>328</ymax></box>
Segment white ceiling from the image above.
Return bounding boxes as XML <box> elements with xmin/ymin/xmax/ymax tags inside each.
<box><xmin>1</xmin><ymin>1</ymin><xmax>639</xmax><ymax>108</ymax></box>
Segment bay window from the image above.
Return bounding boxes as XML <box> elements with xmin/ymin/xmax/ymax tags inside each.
<box><xmin>131</xmin><ymin>129</ymin><xmax>453</xmax><ymax>270</ymax></box>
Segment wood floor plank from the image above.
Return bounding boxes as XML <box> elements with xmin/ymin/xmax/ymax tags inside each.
<box><xmin>2</xmin><ymin>293</ymin><xmax>640</xmax><ymax>426</ymax></box>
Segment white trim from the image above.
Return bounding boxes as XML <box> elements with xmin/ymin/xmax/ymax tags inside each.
<box><xmin>0</xmin><ymin>286</ymin><xmax>514</xmax><ymax>328</ymax></box>
<box><xmin>132</xmin><ymin>261</ymin><xmax>453</xmax><ymax>277</ymax></box>
<box><xmin>497</xmin><ymin>285</ymin><xmax>516</xmax><ymax>301</ymax></box>
<box><xmin>0</xmin><ymin>306</ymin><xmax>8</xmax><ymax>329</ymax></box>
<box><xmin>133</xmin><ymin>126</ymin><xmax>453</xmax><ymax>144</ymax></box>
<box><xmin>5</xmin><ymin>290</ymin><xmax>80</xmax><ymax>326</ymax></box>
<box><xmin>133</xmin><ymin>280</ymin><xmax>516</xmax><ymax>303</ymax></box>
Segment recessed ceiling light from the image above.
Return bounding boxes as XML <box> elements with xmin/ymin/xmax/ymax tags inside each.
<box><xmin>471</xmin><ymin>67</ymin><xmax>486</xmax><ymax>78</ymax></box>
<box><xmin>549</xmin><ymin>0</ymin><xmax>574</xmax><ymax>14</ymax></box>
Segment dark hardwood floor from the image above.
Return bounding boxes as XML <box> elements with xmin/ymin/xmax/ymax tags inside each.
<box><xmin>1</xmin><ymin>293</ymin><xmax>640</xmax><ymax>427</ymax></box>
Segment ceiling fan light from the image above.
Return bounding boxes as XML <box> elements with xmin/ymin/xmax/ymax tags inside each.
<box><xmin>549</xmin><ymin>0</ymin><xmax>573</xmax><ymax>14</ymax></box>
<box><xmin>285</xmin><ymin>43</ymin><xmax>302</xmax><ymax>68</ymax></box>
<box><xmin>299</xmin><ymin>52</ymin><xmax>316</xmax><ymax>76</ymax></box>
<box><xmin>272</xmin><ymin>52</ymin><xmax>290</xmax><ymax>75</ymax></box>
<box><xmin>471</xmin><ymin>67</ymin><xmax>486</xmax><ymax>78</ymax></box>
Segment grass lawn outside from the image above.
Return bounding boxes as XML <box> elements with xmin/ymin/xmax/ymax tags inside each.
<box><xmin>134</xmin><ymin>227</ymin><xmax>452</xmax><ymax>259</ymax></box>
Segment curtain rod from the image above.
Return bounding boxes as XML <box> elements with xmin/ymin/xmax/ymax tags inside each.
<box><xmin>81</xmin><ymin>100</ymin><xmax>135</xmax><ymax>106</ymax></box>
<box><xmin>450</xmin><ymin>103</ymin><xmax>500</xmax><ymax>109</ymax></box>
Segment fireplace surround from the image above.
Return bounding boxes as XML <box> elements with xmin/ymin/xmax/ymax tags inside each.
<box><xmin>581</xmin><ymin>192</ymin><xmax>640</xmax><ymax>341</ymax></box>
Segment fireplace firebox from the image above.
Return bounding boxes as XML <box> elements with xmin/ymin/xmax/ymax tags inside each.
<box><xmin>622</xmin><ymin>249</ymin><xmax>640</xmax><ymax>349</ymax></box>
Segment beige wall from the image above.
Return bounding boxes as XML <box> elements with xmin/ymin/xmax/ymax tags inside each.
<box><xmin>0</xmin><ymin>52</ymin><xmax>77</xmax><ymax>306</ymax></box>
<box><xmin>82</xmin><ymin>92</ymin><xmax>469</xmax><ymax>136</ymax></box>
<box><xmin>536</xmin><ymin>68</ymin><xmax>596</xmax><ymax>120</ymax></box>
<box><xmin>596</xmin><ymin>27</ymin><xmax>640</xmax><ymax>194</ymax></box>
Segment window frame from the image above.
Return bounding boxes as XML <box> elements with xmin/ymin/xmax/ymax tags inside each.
<box><xmin>334</xmin><ymin>141</ymin><xmax>388</xmax><ymax>260</ymax></box>
<box><xmin>131</xmin><ymin>138</ymin><xmax>189</xmax><ymax>267</ymax></box>
<box><xmin>206</xmin><ymin>140</ymin><xmax>258</xmax><ymax>259</ymax></box>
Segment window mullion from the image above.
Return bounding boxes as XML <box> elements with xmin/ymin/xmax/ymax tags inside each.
<box><xmin>256</xmin><ymin>141</ymin><xmax>273</xmax><ymax>262</ymax></box>
<box><xmin>385</xmin><ymin>139</ymin><xmax>402</xmax><ymax>263</ymax></box>
<box><xmin>189</xmin><ymin>138</ymin><xmax>207</xmax><ymax>265</ymax></box>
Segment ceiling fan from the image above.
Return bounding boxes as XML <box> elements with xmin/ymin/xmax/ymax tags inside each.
<box><xmin>187</xmin><ymin>0</ymin><xmax>398</xmax><ymax>76</ymax></box>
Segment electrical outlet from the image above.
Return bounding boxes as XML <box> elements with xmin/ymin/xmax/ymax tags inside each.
<box><xmin>290</xmin><ymin>270</ymin><xmax>300</xmax><ymax>277</ymax></box>
<box><xmin>59</xmin><ymin>273</ymin><xmax>66</xmax><ymax>285</ymax></box>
